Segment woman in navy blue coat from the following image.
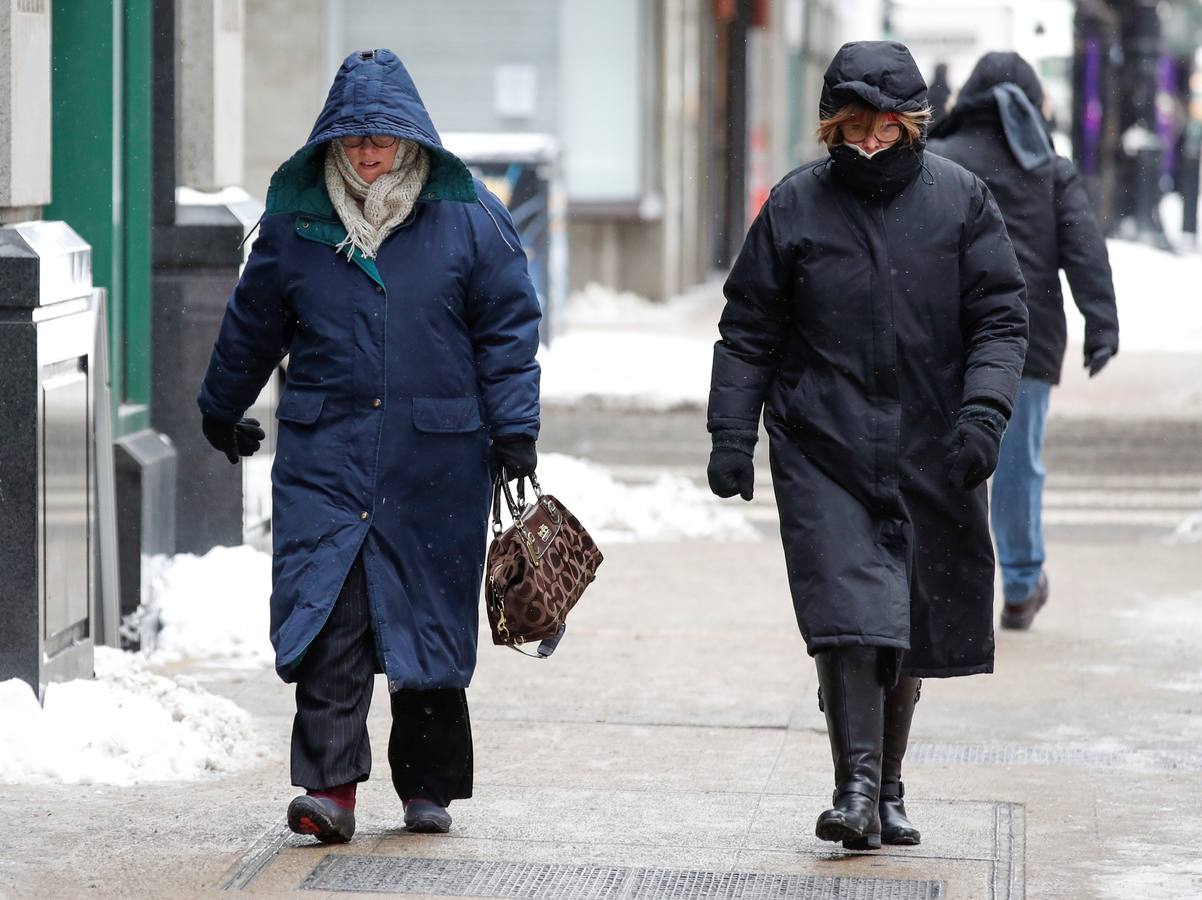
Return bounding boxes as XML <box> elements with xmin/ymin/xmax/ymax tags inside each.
<box><xmin>197</xmin><ymin>49</ymin><xmax>541</xmax><ymax>842</ymax></box>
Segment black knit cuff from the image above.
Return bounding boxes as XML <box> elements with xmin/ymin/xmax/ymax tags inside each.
<box><xmin>711</xmin><ymin>429</ymin><xmax>758</xmax><ymax>457</ymax></box>
<box><xmin>956</xmin><ymin>403</ymin><xmax>1007</xmax><ymax>437</ymax></box>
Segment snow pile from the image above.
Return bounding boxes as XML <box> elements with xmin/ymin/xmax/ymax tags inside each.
<box><xmin>1173</xmin><ymin>510</ymin><xmax>1202</xmax><ymax>543</ymax></box>
<box><xmin>1170</xmin><ymin>489</ymin><xmax>1202</xmax><ymax>543</ymax></box>
<box><xmin>560</xmin><ymin>281</ymin><xmax>719</xmax><ymax>331</ymax></box>
<box><xmin>1065</xmin><ymin>239</ymin><xmax>1202</xmax><ymax>354</ymax></box>
<box><xmin>0</xmin><ymin>648</ymin><xmax>257</xmax><ymax>785</ymax></box>
<box><xmin>533</xmin><ymin>453</ymin><xmax>759</xmax><ymax>542</ymax></box>
<box><xmin>541</xmin><ymin>282</ymin><xmax>718</xmax><ymax>409</ymax></box>
<box><xmin>140</xmin><ymin>545</ymin><xmax>275</xmax><ymax>667</ymax></box>
<box><xmin>546</xmin><ymin>240</ymin><xmax>1202</xmax><ymax>414</ymax></box>
<box><xmin>540</xmin><ymin>331</ymin><xmax>712</xmax><ymax>409</ymax></box>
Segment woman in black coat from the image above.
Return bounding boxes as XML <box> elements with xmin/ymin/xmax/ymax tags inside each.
<box><xmin>707</xmin><ymin>41</ymin><xmax>1028</xmax><ymax>850</ymax></box>
<box><xmin>928</xmin><ymin>52</ymin><xmax>1119</xmax><ymax>630</ymax></box>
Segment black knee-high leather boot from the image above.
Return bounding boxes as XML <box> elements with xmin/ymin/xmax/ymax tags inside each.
<box><xmin>814</xmin><ymin>647</ymin><xmax>884</xmax><ymax>850</ymax></box>
<box><xmin>880</xmin><ymin>676</ymin><xmax>921</xmax><ymax>845</ymax></box>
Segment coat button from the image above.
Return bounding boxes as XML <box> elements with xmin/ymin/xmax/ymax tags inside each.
<box><xmin>372</xmin><ymin>398</ymin><xmax>382</xmax><ymax>409</ymax></box>
<box><xmin>359</xmin><ymin>510</ymin><xmax>369</xmax><ymax>520</ymax></box>
<box><xmin>375</xmin><ymin>284</ymin><xmax>384</xmax><ymax>294</ymax></box>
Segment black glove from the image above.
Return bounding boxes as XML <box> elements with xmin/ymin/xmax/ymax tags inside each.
<box><xmin>945</xmin><ymin>403</ymin><xmax>1007</xmax><ymax>491</ymax></box>
<box><xmin>490</xmin><ymin>434</ymin><xmax>537</xmax><ymax>479</ymax></box>
<box><xmin>707</xmin><ymin>431</ymin><xmax>756</xmax><ymax>501</ymax></box>
<box><xmin>202</xmin><ymin>414</ymin><xmax>266</xmax><ymax>465</ymax></box>
<box><xmin>1085</xmin><ymin>344</ymin><xmax>1116</xmax><ymax>378</ymax></box>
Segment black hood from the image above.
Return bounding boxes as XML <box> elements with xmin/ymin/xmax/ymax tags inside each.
<box><xmin>958</xmin><ymin>51</ymin><xmax>1044</xmax><ymax>109</ymax></box>
<box><xmin>928</xmin><ymin>51</ymin><xmax>1054</xmax><ymax>171</ymax></box>
<box><xmin>820</xmin><ymin>41</ymin><xmax>928</xmax><ymax>117</ymax></box>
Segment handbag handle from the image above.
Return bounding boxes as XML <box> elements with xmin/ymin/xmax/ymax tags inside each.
<box><xmin>491</xmin><ymin>472</ymin><xmax>556</xmax><ymax>536</ymax></box>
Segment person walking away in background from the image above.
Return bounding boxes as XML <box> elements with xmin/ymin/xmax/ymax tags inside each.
<box><xmin>927</xmin><ymin>62</ymin><xmax>952</xmax><ymax>124</ymax></box>
<box><xmin>929</xmin><ymin>51</ymin><xmax>1120</xmax><ymax>631</ymax></box>
<box><xmin>707</xmin><ymin>41</ymin><xmax>1028</xmax><ymax>851</ymax></box>
<box><xmin>197</xmin><ymin>49</ymin><xmax>541</xmax><ymax>844</ymax></box>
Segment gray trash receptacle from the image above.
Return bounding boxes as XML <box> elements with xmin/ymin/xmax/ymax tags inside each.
<box><xmin>0</xmin><ymin>221</ymin><xmax>99</xmax><ymax>697</ymax></box>
<box><xmin>441</xmin><ymin>133</ymin><xmax>566</xmax><ymax>345</ymax></box>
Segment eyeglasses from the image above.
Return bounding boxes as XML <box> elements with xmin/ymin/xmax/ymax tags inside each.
<box><xmin>842</xmin><ymin>117</ymin><xmax>902</xmax><ymax>145</ymax></box>
<box><xmin>339</xmin><ymin>134</ymin><xmax>400</xmax><ymax>149</ymax></box>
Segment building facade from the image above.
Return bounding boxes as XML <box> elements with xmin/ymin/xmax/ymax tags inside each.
<box><xmin>243</xmin><ymin>0</ymin><xmax>877</xmax><ymax>305</ymax></box>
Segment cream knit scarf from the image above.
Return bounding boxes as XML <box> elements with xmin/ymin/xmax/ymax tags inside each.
<box><xmin>324</xmin><ymin>139</ymin><xmax>430</xmax><ymax>260</ymax></box>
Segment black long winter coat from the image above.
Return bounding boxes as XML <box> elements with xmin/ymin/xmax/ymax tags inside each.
<box><xmin>709</xmin><ymin>42</ymin><xmax>1029</xmax><ymax>677</ymax></box>
<box><xmin>929</xmin><ymin>53</ymin><xmax>1119</xmax><ymax>383</ymax></box>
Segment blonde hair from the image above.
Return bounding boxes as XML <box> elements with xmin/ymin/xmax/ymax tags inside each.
<box><xmin>816</xmin><ymin>102</ymin><xmax>932</xmax><ymax>148</ymax></box>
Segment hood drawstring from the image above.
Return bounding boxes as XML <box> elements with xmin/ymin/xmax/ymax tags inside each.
<box><xmin>475</xmin><ymin>198</ymin><xmax>517</xmax><ymax>253</ymax></box>
<box><xmin>236</xmin><ymin>212</ymin><xmax>265</xmax><ymax>252</ymax></box>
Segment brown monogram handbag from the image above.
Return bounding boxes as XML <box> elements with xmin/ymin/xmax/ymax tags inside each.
<box><xmin>485</xmin><ymin>473</ymin><xmax>603</xmax><ymax>657</ymax></box>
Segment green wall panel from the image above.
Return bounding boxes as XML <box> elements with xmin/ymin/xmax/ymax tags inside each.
<box><xmin>123</xmin><ymin>0</ymin><xmax>153</xmax><ymax>422</ymax></box>
<box><xmin>47</xmin><ymin>0</ymin><xmax>153</xmax><ymax>438</ymax></box>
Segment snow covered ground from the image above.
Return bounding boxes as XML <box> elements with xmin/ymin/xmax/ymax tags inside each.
<box><xmin>0</xmin><ymin>649</ymin><xmax>259</xmax><ymax>786</ymax></box>
<box><xmin>536</xmin><ymin>453</ymin><xmax>758</xmax><ymax>543</ymax></box>
<box><xmin>131</xmin><ymin>457</ymin><xmax>755</xmax><ymax>668</ymax></box>
<box><xmin>545</xmin><ymin>239</ymin><xmax>1202</xmax><ymax>411</ymax></box>
<box><xmin>540</xmin><ymin>282</ymin><xmax>717</xmax><ymax>409</ymax></box>
<box><xmin>138</xmin><ymin>545</ymin><xmax>275</xmax><ymax>668</ymax></box>
<box><xmin>1064</xmin><ymin>238</ymin><xmax>1202</xmax><ymax>355</ymax></box>
<box><xmin>0</xmin><ymin>546</ymin><xmax>271</xmax><ymax>785</ymax></box>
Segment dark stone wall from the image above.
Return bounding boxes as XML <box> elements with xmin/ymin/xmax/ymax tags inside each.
<box><xmin>152</xmin><ymin>205</ymin><xmax>246</xmax><ymax>553</ymax></box>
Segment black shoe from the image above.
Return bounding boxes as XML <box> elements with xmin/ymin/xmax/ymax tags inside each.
<box><xmin>813</xmin><ymin>647</ymin><xmax>884</xmax><ymax>850</ymax></box>
<box><xmin>880</xmin><ymin>676</ymin><xmax>922</xmax><ymax>845</ymax></box>
<box><xmin>287</xmin><ymin>794</ymin><xmax>356</xmax><ymax>844</ymax></box>
<box><xmin>404</xmin><ymin>798</ymin><xmax>452</xmax><ymax>833</ymax></box>
<box><xmin>1001</xmin><ymin>573</ymin><xmax>1049</xmax><ymax>630</ymax></box>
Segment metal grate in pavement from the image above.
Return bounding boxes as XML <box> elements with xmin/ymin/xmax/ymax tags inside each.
<box><xmin>909</xmin><ymin>741</ymin><xmax>1202</xmax><ymax>772</ymax></box>
<box><xmin>300</xmin><ymin>856</ymin><xmax>944</xmax><ymax>899</ymax></box>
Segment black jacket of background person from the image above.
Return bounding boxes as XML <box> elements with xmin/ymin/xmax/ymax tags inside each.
<box><xmin>929</xmin><ymin>52</ymin><xmax>1119</xmax><ymax>384</ymax></box>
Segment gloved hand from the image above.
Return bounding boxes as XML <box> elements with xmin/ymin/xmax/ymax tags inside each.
<box><xmin>202</xmin><ymin>414</ymin><xmax>266</xmax><ymax>465</ymax></box>
<box><xmin>1085</xmin><ymin>344</ymin><xmax>1116</xmax><ymax>378</ymax></box>
<box><xmin>707</xmin><ymin>430</ymin><xmax>757</xmax><ymax>501</ymax></box>
<box><xmin>490</xmin><ymin>434</ymin><xmax>537</xmax><ymax>479</ymax></box>
<box><xmin>945</xmin><ymin>403</ymin><xmax>1007</xmax><ymax>491</ymax></box>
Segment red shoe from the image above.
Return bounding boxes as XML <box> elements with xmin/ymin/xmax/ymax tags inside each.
<box><xmin>287</xmin><ymin>784</ymin><xmax>357</xmax><ymax>843</ymax></box>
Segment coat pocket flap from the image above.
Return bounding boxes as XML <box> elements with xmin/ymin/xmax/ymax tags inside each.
<box><xmin>412</xmin><ymin>397</ymin><xmax>483</xmax><ymax>434</ymax></box>
<box><xmin>276</xmin><ymin>390</ymin><xmax>325</xmax><ymax>424</ymax></box>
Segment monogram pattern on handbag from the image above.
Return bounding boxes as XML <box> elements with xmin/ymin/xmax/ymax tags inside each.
<box><xmin>485</xmin><ymin>475</ymin><xmax>603</xmax><ymax>650</ymax></box>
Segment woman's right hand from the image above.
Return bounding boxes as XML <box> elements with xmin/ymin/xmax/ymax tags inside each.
<box><xmin>202</xmin><ymin>413</ymin><xmax>266</xmax><ymax>465</ymax></box>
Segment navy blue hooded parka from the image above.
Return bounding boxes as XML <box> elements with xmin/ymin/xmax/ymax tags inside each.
<box><xmin>197</xmin><ymin>50</ymin><xmax>541</xmax><ymax>691</ymax></box>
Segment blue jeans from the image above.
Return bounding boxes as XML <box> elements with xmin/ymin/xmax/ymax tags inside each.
<box><xmin>989</xmin><ymin>378</ymin><xmax>1052</xmax><ymax>604</ymax></box>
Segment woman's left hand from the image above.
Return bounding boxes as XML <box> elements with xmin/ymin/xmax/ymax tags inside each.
<box><xmin>490</xmin><ymin>435</ymin><xmax>537</xmax><ymax>479</ymax></box>
<box><xmin>945</xmin><ymin>403</ymin><xmax>1007</xmax><ymax>491</ymax></box>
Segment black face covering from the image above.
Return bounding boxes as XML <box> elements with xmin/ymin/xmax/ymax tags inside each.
<box><xmin>828</xmin><ymin>142</ymin><xmax>925</xmax><ymax>200</ymax></box>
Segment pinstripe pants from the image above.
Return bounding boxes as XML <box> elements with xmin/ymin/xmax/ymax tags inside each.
<box><xmin>290</xmin><ymin>554</ymin><xmax>474</xmax><ymax>806</ymax></box>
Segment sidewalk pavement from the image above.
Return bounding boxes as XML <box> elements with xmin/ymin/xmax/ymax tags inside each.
<box><xmin>3</xmin><ymin>534</ymin><xmax>1201</xmax><ymax>899</ymax></box>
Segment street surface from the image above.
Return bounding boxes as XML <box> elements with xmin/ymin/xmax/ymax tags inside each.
<box><xmin>2</xmin><ymin>387</ymin><xmax>1201</xmax><ymax>898</ymax></box>
<box><xmin>542</xmin><ymin>406</ymin><xmax>1202</xmax><ymax>545</ymax></box>
<box><xmin>3</xmin><ymin>275</ymin><xmax>1201</xmax><ymax>898</ymax></box>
